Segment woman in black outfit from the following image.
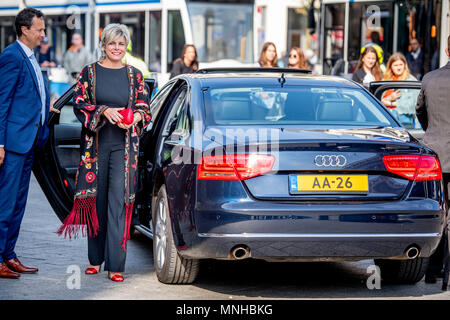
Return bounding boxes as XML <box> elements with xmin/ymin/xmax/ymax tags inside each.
<box><xmin>170</xmin><ymin>44</ymin><xmax>198</xmax><ymax>78</ymax></box>
<box><xmin>352</xmin><ymin>46</ymin><xmax>383</xmax><ymax>87</ymax></box>
<box><xmin>57</xmin><ymin>24</ymin><xmax>151</xmax><ymax>282</ymax></box>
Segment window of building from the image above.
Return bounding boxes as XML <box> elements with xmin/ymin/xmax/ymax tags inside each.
<box><xmin>148</xmin><ymin>10</ymin><xmax>162</xmax><ymax>73</ymax></box>
<box><xmin>167</xmin><ymin>10</ymin><xmax>186</xmax><ymax>72</ymax></box>
<box><xmin>100</xmin><ymin>12</ymin><xmax>145</xmax><ymax>61</ymax></box>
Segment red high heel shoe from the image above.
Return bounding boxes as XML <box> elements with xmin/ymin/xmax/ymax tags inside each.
<box><xmin>108</xmin><ymin>272</ymin><xmax>124</xmax><ymax>282</ymax></box>
<box><xmin>85</xmin><ymin>266</ymin><xmax>101</xmax><ymax>274</ymax></box>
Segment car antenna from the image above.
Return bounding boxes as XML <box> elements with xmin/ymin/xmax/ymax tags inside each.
<box><xmin>278</xmin><ymin>72</ymin><xmax>286</xmax><ymax>87</ymax></box>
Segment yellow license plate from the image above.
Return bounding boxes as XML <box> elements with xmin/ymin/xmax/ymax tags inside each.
<box><xmin>289</xmin><ymin>174</ymin><xmax>369</xmax><ymax>193</ymax></box>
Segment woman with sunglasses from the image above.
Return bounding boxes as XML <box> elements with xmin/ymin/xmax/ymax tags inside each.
<box><xmin>288</xmin><ymin>47</ymin><xmax>309</xmax><ymax>70</ymax></box>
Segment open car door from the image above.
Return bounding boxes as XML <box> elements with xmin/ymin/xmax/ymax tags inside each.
<box><xmin>369</xmin><ymin>80</ymin><xmax>424</xmax><ymax>140</ymax></box>
<box><xmin>33</xmin><ymin>79</ymin><xmax>156</xmax><ymax>222</ymax></box>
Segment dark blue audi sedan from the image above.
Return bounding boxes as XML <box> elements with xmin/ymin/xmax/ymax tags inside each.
<box><xmin>34</xmin><ymin>68</ymin><xmax>446</xmax><ymax>285</ymax></box>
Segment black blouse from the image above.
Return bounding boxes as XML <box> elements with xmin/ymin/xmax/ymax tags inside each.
<box><xmin>95</xmin><ymin>63</ymin><xmax>129</xmax><ymax>144</ymax></box>
<box><xmin>170</xmin><ymin>59</ymin><xmax>196</xmax><ymax>79</ymax></box>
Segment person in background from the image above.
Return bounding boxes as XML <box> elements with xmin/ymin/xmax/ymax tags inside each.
<box><xmin>352</xmin><ymin>46</ymin><xmax>383</xmax><ymax>88</ymax></box>
<box><xmin>63</xmin><ymin>32</ymin><xmax>92</xmax><ymax>84</ymax></box>
<box><xmin>170</xmin><ymin>44</ymin><xmax>198</xmax><ymax>79</ymax></box>
<box><xmin>406</xmin><ymin>38</ymin><xmax>424</xmax><ymax>80</ymax></box>
<box><xmin>416</xmin><ymin>35</ymin><xmax>450</xmax><ymax>290</ymax></box>
<box><xmin>34</xmin><ymin>36</ymin><xmax>57</xmax><ymax>73</ymax></box>
<box><xmin>56</xmin><ymin>23</ymin><xmax>151</xmax><ymax>282</ymax></box>
<box><xmin>362</xmin><ymin>31</ymin><xmax>385</xmax><ymax>72</ymax></box>
<box><xmin>34</xmin><ymin>36</ymin><xmax>57</xmax><ymax>93</ymax></box>
<box><xmin>258</xmin><ymin>42</ymin><xmax>281</xmax><ymax>68</ymax></box>
<box><xmin>381</xmin><ymin>52</ymin><xmax>419</xmax><ymax>128</ymax></box>
<box><xmin>288</xmin><ymin>47</ymin><xmax>309</xmax><ymax>70</ymax></box>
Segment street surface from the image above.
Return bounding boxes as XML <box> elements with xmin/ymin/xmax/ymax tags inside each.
<box><xmin>1</xmin><ymin>174</ymin><xmax>449</xmax><ymax>300</ymax></box>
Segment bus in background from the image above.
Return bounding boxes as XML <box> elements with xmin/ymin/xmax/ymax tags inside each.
<box><xmin>95</xmin><ymin>0</ymin><xmax>255</xmax><ymax>86</ymax></box>
<box><xmin>0</xmin><ymin>0</ymin><xmax>256</xmax><ymax>87</ymax></box>
<box><xmin>0</xmin><ymin>1</ymin><xmax>19</xmax><ymax>53</ymax></box>
<box><xmin>319</xmin><ymin>0</ymin><xmax>449</xmax><ymax>78</ymax></box>
<box><xmin>0</xmin><ymin>0</ymin><xmax>94</xmax><ymax>98</ymax></box>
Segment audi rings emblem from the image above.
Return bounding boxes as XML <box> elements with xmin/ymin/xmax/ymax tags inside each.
<box><xmin>314</xmin><ymin>155</ymin><xmax>347</xmax><ymax>167</ymax></box>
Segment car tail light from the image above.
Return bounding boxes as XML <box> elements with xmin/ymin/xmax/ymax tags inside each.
<box><xmin>197</xmin><ymin>154</ymin><xmax>275</xmax><ymax>181</ymax></box>
<box><xmin>383</xmin><ymin>155</ymin><xmax>442</xmax><ymax>181</ymax></box>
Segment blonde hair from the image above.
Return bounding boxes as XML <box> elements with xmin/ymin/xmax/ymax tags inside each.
<box><xmin>99</xmin><ymin>23</ymin><xmax>130</xmax><ymax>62</ymax></box>
<box><xmin>384</xmin><ymin>52</ymin><xmax>410</xmax><ymax>80</ymax></box>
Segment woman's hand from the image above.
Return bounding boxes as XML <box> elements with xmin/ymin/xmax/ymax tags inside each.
<box><xmin>116</xmin><ymin>112</ymin><xmax>143</xmax><ymax>130</ymax></box>
<box><xmin>103</xmin><ymin>107</ymin><xmax>124</xmax><ymax>125</ymax></box>
<box><xmin>391</xmin><ymin>89</ymin><xmax>402</xmax><ymax>101</ymax></box>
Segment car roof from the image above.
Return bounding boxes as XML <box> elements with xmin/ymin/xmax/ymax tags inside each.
<box><xmin>178</xmin><ymin>71</ymin><xmax>361</xmax><ymax>89</ymax></box>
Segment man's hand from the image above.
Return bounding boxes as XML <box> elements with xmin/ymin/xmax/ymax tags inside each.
<box><xmin>50</xmin><ymin>98</ymin><xmax>60</xmax><ymax>113</ymax></box>
<box><xmin>0</xmin><ymin>147</ymin><xmax>4</xmax><ymax>167</ymax></box>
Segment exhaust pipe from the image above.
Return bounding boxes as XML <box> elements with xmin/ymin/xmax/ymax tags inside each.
<box><xmin>231</xmin><ymin>245</ymin><xmax>250</xmax><ymax>260</ymax></box>
<box><xmin>405</xmin><ymin>246</ymin><xmax>420</xmax><ymax>259</ymax></box>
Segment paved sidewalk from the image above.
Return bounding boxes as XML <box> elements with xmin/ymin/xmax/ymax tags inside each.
<box><xmin>0</xmin><ymin>175</ymin><xmax>231</xmax><ymax>300</ymax></box>
<box><xmin>2</xmin><ymin>175</ymin><xmax>450</xmax><ymax>300</ymax></box>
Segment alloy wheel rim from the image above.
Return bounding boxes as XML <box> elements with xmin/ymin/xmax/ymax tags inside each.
<box><xmin>155</xmin><ymin>198</ymin><xmax>167</xmax><ymax>269</ymax></box>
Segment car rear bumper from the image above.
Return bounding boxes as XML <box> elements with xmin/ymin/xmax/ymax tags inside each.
<box><xmin>178</xmin><ymin>199</ymin><xmax>445</xmax><ymax>261</ymax></box>
<box><xmin>185</xmin><ymin>232</ymin><xmax>441</xmax><ymax>261</ymax></box>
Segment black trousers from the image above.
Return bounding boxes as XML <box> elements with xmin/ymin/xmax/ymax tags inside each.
<box><xmin>426</xmin><ymin>173</ymin><xmax>450</xmax><ymax>277</ymax></box>
<box><xmin>88</xmin><ymin>141</ymin><xmax>126</xmax><ymax>272</ymax></box>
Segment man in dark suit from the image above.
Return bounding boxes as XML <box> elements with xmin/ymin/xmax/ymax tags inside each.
<box><xmin>416</xmin><ymin>35</ymin><xmax>450</xmax><ymax>288</ymax></box>
<box><xmin>406</xmin><ymin>38</ymin><xmax>424</xmax><ymax>80</ymax></box>
<box><xmin>0</xmin><ymin>8</ymin><xmax>51</xmax><ymax>278</ymax></box>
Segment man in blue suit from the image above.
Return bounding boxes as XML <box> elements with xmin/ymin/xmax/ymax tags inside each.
<box><xmin>0</xmin><ymin>8</ymin><xmax>52</xmax><ymax>278</ymax></box>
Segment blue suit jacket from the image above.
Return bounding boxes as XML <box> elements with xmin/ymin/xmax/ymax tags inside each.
<box><xmin>0</xmin><ymin>41</ymin><xmax>50</xmax><ymax>154</ymax></box>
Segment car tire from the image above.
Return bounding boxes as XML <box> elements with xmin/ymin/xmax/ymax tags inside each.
<box><xmin>374</xmin><ymin>257</ymin><xmax>429</xmax><ymax>284</ymax></box>
<box><xmin>152</xmin><ymin>185</ymin><xmax>200</xmax><ymax>284</ymax></box>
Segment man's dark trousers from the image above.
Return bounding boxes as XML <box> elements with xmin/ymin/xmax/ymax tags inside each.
<box><xmin>0</xmin><ymin>145</ymin><xmax>35</xmax><ymax>263</ymax></box>
<box><xmin>426</xmin><ymin>173</ymin><xmax>450</xmax><ymax>279</ymax></box>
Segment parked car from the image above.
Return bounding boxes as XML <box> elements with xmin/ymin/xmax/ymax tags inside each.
<box><xmin>33</xmin><ymin>68</ymin><xmax>445</xmax><ymax>284</ymax></box>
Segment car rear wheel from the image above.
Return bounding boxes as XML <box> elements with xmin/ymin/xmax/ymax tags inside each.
<box><xmin>374</xmin><ymin>257</ymin><xmax>429</xmax><ymax>284</ymax></box>
<box><xmin>152</xmin><ymin>185</ymin><xmax>200</xmax><ymax>284</ymax></box>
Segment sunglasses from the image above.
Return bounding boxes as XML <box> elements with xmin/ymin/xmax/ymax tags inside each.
<box><xmin>289</xmin><ymin>54</ymin><xmax>298</xmax><ymax>58</ymax></box>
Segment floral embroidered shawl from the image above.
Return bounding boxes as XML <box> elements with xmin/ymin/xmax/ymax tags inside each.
<box><xmin>57</xmin><ymin>63</ymin><xmax>151</xmax><ymax>250</ymax></box>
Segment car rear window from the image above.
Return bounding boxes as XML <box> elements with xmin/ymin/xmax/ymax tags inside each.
<box><xmin>202</xmin><ymin>86</ymin><xmax>397</xmax><ymax>127</ymax></box>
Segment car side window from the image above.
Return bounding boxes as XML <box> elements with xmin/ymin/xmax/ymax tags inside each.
<box><xmin>160</xmin><ymin>83</ymin><xmax>188</xmax><ymax>137</ymax></box>
<box><xmin>174</xmin><ymin>103</ymin><xmax>190</xmax><ymax>135</ymax></box>
<box><xmin>379</xmin><ymin>87</ymin><xmax>422</xmax><ymax>130</ymax></box>
<box><xmin>149</xmin><ymin>81</ymin><xmax>176</xmax><ymax>119</ymax></box>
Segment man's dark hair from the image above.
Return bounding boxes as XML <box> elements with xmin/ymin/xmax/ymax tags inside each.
<box><xmin>15</xmin><ymin>8</ymin><xmax>44</xmax><ymax>37</ymax></box>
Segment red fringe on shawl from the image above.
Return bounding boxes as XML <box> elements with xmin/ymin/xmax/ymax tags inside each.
<box><xmin>56</xmin><ymin>197</ymin><xmax>99</xmax><ymax>239</ymax></box>
<box><xmin>120</xmin><ymin>201</ymin><xmax>134</xmax><ymax>251</ymax></box>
